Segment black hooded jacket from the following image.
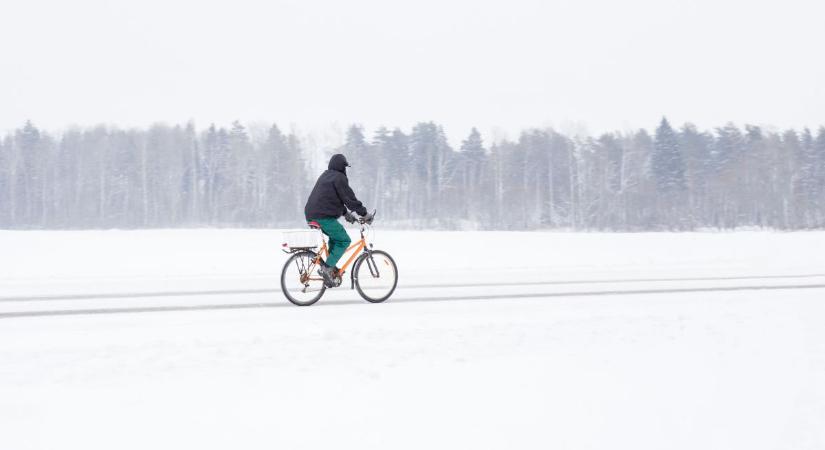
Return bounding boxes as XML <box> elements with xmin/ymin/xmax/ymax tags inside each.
<box><xmin>304</xmin><ymin>154</ymin><xmax>368</xmax><ymax>220</ymax></box>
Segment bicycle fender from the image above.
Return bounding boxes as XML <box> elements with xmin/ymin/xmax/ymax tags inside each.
<box><xmin>350</xmin><ymin>253</ymin><xmax>368</xmax><ymax>290</ymax></box>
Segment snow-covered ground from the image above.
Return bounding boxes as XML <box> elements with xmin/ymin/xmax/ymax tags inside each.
<box><xmin>1</xmin><ymin>229</ymin><xmax>824</xmax><ymax>449</ymax></box>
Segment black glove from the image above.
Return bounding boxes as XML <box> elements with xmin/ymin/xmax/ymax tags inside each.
<box><xmin>360</xmin><ymin>210</ymin><xmax>375</xmax><ymax>225</ymax></box>
<box><xmin>344</xmin><ymin>212</ymin><xmax>357</xmax><ymax>224</ymax></box>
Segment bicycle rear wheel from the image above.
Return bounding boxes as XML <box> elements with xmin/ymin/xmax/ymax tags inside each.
<box><xmin>353</xmin><ymin>250</ymin><xmax>398</xmax><ymax>303</ymax></box>
<box><xmin>281</xmin><ymin>250</ymin><xmax>326</xmax><ymax>306</ymax></box>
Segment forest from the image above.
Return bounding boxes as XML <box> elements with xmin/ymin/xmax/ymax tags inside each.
<box><xmin>1</xmin><ymin>118</ymin><xmax>823</xmax><ymax>230</ymax></box>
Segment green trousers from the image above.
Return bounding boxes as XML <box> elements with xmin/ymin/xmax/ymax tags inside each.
<box><xmin>311</xmin><ymin>217</ymin><xmax>351</xmax><ymax>268</ymax></box>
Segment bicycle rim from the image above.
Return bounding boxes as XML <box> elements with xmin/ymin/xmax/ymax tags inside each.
<box><xmin>281</xmin><ymin>251</ymin><xmax>326</xmax><ymax>306</ymax></box>
<box><xmin>354</xmin><ymin>250</ymin><xmax>398</xmax><ymax>303</ymax></box>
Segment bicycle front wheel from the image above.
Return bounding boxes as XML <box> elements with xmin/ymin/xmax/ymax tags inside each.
<box><xmin>353</xmin><ymin>250</ymin><xmax>398</xmax><ymax>303</ymax></box>
<box><xmin>281</xmin><ymin>250</ymin><xmax>326</xmax><ymax>306</ymax></box>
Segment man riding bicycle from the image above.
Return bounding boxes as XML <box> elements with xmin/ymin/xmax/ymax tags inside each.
<box><xmin>304</xmin><ymin>153</ymin><xmax>374</xmax><ymax>287</ymax></box>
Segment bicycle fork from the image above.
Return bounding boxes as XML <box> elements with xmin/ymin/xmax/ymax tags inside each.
<box><xmin>349</xmin><ymin>251</ymin><xmax>380</xmax><ymax>289</ymax></box>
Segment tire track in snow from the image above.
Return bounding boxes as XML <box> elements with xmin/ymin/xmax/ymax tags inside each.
<box><xmin>3</xmin><ymin>272</ymin><xmax>825</xmax><ymax>303</ymax></box>
<box><xmin>2</xmin><ymin>282</ymin><xmax>825</xmax><ymax>319</ymax></box>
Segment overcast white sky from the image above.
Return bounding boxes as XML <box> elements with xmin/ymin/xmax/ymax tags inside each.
<box><xmin>2</xmin><ymin>0</ymin><xmax>824</xmax><ymax>142</ymax></box>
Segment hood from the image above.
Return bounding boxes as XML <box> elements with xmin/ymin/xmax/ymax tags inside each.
<box><xmin>328</xmin><ymin>154</ymin><xmax>350</xmax><ymax>173</ymax></box>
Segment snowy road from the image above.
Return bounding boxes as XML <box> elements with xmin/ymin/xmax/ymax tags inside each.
<box><xmin>2</xmin><ymin>272</ymin><xmax>825</xmax><ymax>318</ymax></box>
<box><xmin>2</xmin><ymin>230</ymin><xmax>824</xmax><ymax>449</ymax></box>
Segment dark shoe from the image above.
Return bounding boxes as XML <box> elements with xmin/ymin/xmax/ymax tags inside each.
<box><xmin>318</xmin><ymin>265</ymin><xmax>336</xmax><ymax>288</ymax></box>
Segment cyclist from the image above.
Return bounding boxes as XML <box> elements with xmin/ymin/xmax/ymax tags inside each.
<box><xmin>304</xmin><ymin>153</ymin><xmax>373</xmax><ymax>287</ymax></box>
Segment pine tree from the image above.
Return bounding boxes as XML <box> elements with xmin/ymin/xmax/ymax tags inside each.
<box><xmin>263</xmin><ymin>124</ymin><xmax>289</xmax><ymax>219</ymax></box>
<box><xmin>408</xmin><ymin>122</ymin><xmax>438</xmax><ymax>220</ymax></box>
<box><xmin>0</xmin><ymin>135</ymin><xmax>11</xmax><ymax>225</ymax></box>
<box><xmin>382</xmin><ymin>128</ymin><xmax>409</xmax><ymax>220</ymax></box>
<box><xmin>370</xmin><ymin>127</ymin><xmax>393</xmax><ymax>218</ymax></box>
<box><xmin>816</xmin><ymin>127</ymin><xmax>825</xmax><ymax>225</ymax></box>
<box><xmin>285</xmin><ymin>131</ymin><xmax>309</xmax><ymax>224</ymax></box>
<box><xmin>459</xmin><ymin>127</ymin><xmax>485</xmax><ymax>221</ymax></box>
<box><xmin>711</xmin><ymin>123</ymin><xmax>743</xmax><ymax>175</ymax></box>
<box><xmin>340</xmin><ymin>125</ymin><xmax>371</xmax><ymax>207</ymax></box>
<box><xmin>623</xmin><ymin>129</ymin><xmax>655</xmax><ymax>228</ymax></box>
<box><xmin>16</xmin><ymin>121</ymin><xmax>43</xmax><ymax>224</ymax></box>
<box><xmin>599</xmin><ymin>133</ymin><xmax>623</xmax><ymax>193</ymax></box>
<box><xmin>652</xmin><ymin>117</ymin><xmax>686</xmax><ymax>192</ymax></box>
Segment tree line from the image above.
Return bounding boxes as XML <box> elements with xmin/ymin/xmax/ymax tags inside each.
<box><xmin>1</xmin><ymin>118</ymin><xmax>823</xmax><ymax>230</ymax></box>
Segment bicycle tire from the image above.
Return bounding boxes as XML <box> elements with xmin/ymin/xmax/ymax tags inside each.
<box><xmin>353</xmin><ymin>250</ymin><xmax>398</xmax><ymax>303</ymax></box>
<box><xmin>281</xmin><ymin>250</ymin><xmax>326</xmax><ymax>306</ymax></box>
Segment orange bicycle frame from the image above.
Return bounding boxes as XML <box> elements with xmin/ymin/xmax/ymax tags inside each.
<box><xmin>316</xmin><ymin>238</ymin><xmax>365</xmax><ymax>276</ymax></box>
<box><xmin>305</xmin><ymin>223</ymin><xmax>370</xmax><ymax>284</ymax></box>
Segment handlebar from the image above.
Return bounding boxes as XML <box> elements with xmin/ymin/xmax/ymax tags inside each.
<box><xmin>346</xmin><ymin>209</ymin><xmax>376</xmax><ymax>225</ymax></box>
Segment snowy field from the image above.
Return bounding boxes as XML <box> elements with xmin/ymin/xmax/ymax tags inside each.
<box><xmin>2</xmin><ymin>229</ymin><xmax>825</xmax><ymax>449</ymax></box>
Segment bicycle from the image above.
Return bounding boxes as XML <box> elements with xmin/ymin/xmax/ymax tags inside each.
<box><xmin>280</xmin><ymin>212</ymin><xmax>398</xmax><ymax>306</ymax></box>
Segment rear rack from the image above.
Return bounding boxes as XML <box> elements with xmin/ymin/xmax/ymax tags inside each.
<box><xmin>282</xmin><ymin>244</ymin><xmax>318</xmax><ymax>254</ymax></box>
